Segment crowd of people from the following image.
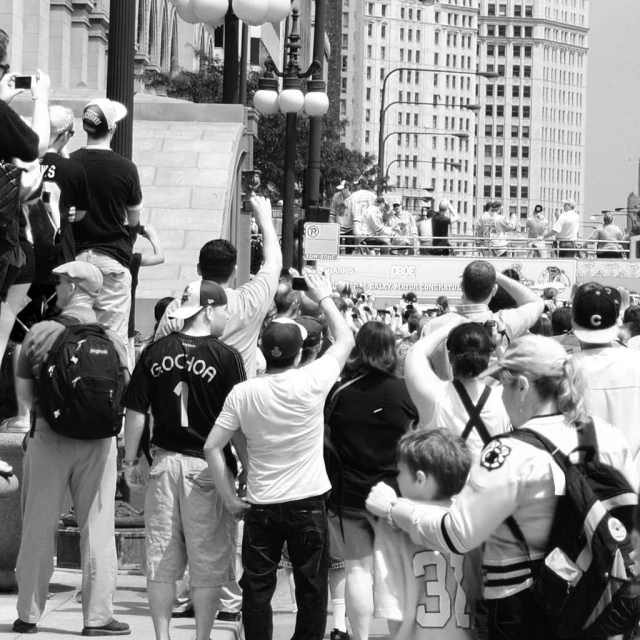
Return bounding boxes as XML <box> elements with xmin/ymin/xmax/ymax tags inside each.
<box><xmin>330</xmin><ymin>179</ymin><xmax>636</xmax><ymax>259</ymax></box>
<box><xmin>3</xmin><ymin>25</ymin><xmax>640</xmax><ymax>640</ymax></box>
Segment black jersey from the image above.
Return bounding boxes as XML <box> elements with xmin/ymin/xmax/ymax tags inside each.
<box><xmin>122</xmin><ymin>332</ymin><xmax>246</xmax><ymax>459</ymax></box>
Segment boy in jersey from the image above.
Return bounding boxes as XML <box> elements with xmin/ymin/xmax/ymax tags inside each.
<box><xmin>121</xmin><ymin>280</ymin><xmax>246</xmax><ymax>640</ymax></box>
<box><xmin>369</xmin><ymin>429</ymin><xmax>479</xmax><ymax>640</ymax></box>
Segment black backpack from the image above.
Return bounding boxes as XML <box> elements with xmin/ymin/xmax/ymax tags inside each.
<box><xmin>38</xmin><ymin>317</ymin><xmax>127</xmax><ymax>439</ymax></box>
<box><xmin>507</xmin><ymin>423</ymin><xmax>640</xmax><ymax>639</ymax></box>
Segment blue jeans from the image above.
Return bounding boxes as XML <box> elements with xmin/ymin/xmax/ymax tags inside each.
<box><xmin>241</xmin><ymin>495</ymin><xmax>329</xmax><ymax>640</ymax></box>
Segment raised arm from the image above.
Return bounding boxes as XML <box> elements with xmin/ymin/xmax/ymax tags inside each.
<box><xmin>139</xmin><ymin>223</ymin><xmax>166</xmax><ymax>267</ymax></box>
<box><xmin>252</xmin><ymin>195</ymin><xmax>282</xmax><ymax>273</ymax></box>
<box><xmin>405</xmin><ymin>321</ymin><xmax>461</xmax><ymax>424</ymax></box>
<box><xmin>305</xmin><ymin>272</ymin><xmax>355</xmax><ymax>370</ymax></box>
<box><xmin>30</xmin><ymin>71</ymin><xmax>51</xmax><ymax>158</ymax></box>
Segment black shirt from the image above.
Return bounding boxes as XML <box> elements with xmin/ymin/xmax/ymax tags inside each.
<box><xmin>432</xmin><ymin>212</ymin><xmax>452</xmax><ymax>247</ymax></box>
<box><xmin>328</xmin><ymin>373</ymin><xmax>419</xmax><ymax>509</ymax></box>
<box><xmin>70</xmin><ymin>148</ymin><xmax>143</xmax><ymax>268</ymax></box>
<box><xmin>122</xmin><ymin>333</ymin><xmax>247</xmax><ymax>460</ymax></box>
<box><xmin>0</xmin><ymin>100</ymin><xmax>39</xmax><ymax>163</ymax></box>
<box><xmin>40</xmin><ymin>152</ymin><xmax>92</xmax><ymax>273</ymax></box>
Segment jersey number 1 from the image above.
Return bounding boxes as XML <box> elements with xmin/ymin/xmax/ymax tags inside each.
<box><xmin>413</xmin><ymin>551</ymin><xmax>470</xmax><ymax>629</ymax></box>
<box><xmin>173</xmin><ymin>382</ymin><xmax>190</xmax><ymax>428</ymax></box>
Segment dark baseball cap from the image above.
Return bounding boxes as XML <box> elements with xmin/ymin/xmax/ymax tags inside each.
<box><xmin>261</xmin><ymin>318</ymin><xmax>308</xmax><ymax>362</ymax></box>
<box><xmin>82</xmin><ymin>99</ymin><xmax>127</xmax><ymax>135</ymax></box>
<box><xmin>571</xmin><ymin>283</ymin><xmax>620</xmax><ymax>345</ymax></box>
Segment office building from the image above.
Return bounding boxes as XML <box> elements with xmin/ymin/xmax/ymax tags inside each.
<box><xmin>476</xmin><ymin>0</ymin><xmax>589</xmax><ymax>225</ymax></box>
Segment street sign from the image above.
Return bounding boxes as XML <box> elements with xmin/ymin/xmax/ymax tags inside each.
<box><xmin>303</xmin><ymin>222</ymin><xmax>340</xmax><ymax>261</ymax></box>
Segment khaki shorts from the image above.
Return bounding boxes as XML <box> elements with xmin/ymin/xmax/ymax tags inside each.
<box><xmin>329</xmin><ymin>507</ymin><xmax>378</xmax><ymax>562</ymax></box>
<box><xmin>144</xmin><ymin>450</ymin><xmax>236</xmax><ymax>588</ymax></box>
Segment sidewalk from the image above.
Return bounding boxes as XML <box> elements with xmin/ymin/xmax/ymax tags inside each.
<box><xmin>0</xmin><ymin>569</ymin><xmax>391</xmax><ymax>640</ymax></box>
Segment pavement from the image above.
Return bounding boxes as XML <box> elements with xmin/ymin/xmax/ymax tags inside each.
<box><xmin>0</xmin><ymin>569</ymin><xmax>392</xmax><ymax>640</ymax></box>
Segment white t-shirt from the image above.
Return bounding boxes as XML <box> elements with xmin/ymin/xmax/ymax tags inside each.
<box><xmin>552</xmin><ymin>209</ymin><xmax>580</xmax><ymax>240</ymax></box>
<box><xmin>215</xmin><ymin>354</ymin><xmax>341</xmax><ymax>504</ymax></box>
<box><xmin>154</xmin><ymin>265</ymin><xmax>279</xmax><ymax>379</ymax></box>
<box><xmin>374</xmin><ymin>516</ymin><xmax>481</xmax><ymax>640</ymax></box>
<box><xmin>427</xmin><ymin>382</ymin><xmax>511</xmax><ymax>460</ymax></box>
<box><xmin>573</xmin><ymin>346</ymin><xmax>640</xmax><ymax>470</ymax></box>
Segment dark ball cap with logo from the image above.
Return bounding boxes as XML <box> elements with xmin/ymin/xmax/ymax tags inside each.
<box><xmin>261</xmin><ymin>319</ymin><xmax>308</xmax><ymax>362</ymax></box>
<box><xmin>571</xmin><ymin>282</ymin><xmax>620</xmax><ymax>345</ymax></box>
<box><xmin>82</xmin><ymin>99</ymin><xmax>127</xmax><ymax>136</ymax></box>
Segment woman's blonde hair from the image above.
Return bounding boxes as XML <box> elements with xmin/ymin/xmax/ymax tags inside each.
<box><xmin>501</xmin><ymin>357</ymin><xmax>588</xmax><ymax>425</ymax></box>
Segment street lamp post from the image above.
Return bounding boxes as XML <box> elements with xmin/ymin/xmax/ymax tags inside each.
<box><xmin>385</xmin><ymin>158</ymin><xmax>462</xmax><ymax>179</ymax></box>
<box><xmin>253</xmin><ymin>9</ymin><xmax>329</xmax><ymax>269</ymax></box>
<box><xmin>105</xmin><ymin>0</ymin><xmax>136</xmax><ymax>159</ymax></box>
<box><xmin>377</xmin><ymin>68</ymin><xmax>499</xmax><ymax>194</ymax></box>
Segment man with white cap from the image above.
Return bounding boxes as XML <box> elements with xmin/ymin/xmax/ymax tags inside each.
<box><xmin>121</xmin><ymin>279</ymin><xmax>246</xmax><ymax>640</ymax></box>
<box><xmin>203</xmin><ymin>272</ymin><xmax>355</xmax><ymax>640</ymax></box>
<box><xmin>13</xmin><ymin>260</ymin><xmax>130</xmax><ymax>636</ymax></box>
<box><xmin>543</xmin><ymin>198</ymin><xmax>580</xmax><ymax>258</ymax></box>
<box><xmin>571</xmin><ymin>282</ymin><xmax>640</xmax><ymax>472</ymax></box>
<box><xmin>71</xmin><ymin>99</ymin><xmax>144</xmax><ymax>364</ymax></box>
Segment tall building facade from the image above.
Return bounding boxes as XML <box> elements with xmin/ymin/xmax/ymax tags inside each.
<box><xmin>340</xmin><ymin>0</ymin><xmax>483</xmax><ymax>232</ymax></box>
<box><xmin>337</xmin><ymin>0</ymin><xmax>589</xmax><ymax>232</ymax></box>
<box><xmin>476</xmin><ymin>0</ymin><xmax>589</xmax><ymax>225</ymax></box>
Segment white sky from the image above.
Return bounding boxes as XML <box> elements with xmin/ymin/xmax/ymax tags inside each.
<box><xmin>584</xmin><ymin>0</ymin><xmax>640</xmax><ymax>218</ymax></box>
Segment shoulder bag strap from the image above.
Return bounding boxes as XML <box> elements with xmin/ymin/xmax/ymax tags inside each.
<box><xmin>324</xmin><ymin>373</ymin><xmax>367</xmax><ymax>423</ymax></box>
<box><xmin>452</xmin><ymin>380</ymin><xmax>493</xmax><ymax>444</ymax></box>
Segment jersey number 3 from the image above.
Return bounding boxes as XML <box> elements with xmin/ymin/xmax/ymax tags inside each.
<box><xmin>413</xmin><ymin>551</ymin><xmax>470</xmax><ymax>629</ymax></box>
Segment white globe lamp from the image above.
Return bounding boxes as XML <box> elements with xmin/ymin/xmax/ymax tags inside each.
<box><xmin>253</xmin><ymin>77</ymin><xmax>280</xmax><ymax>115</ymax></box>
<box><xmin>279</xmin><ymin>88</ymin><xmax>305</xmax><ymax>114</ymax></box>
<box><xmin>264</xmin><ymin>0</ymin><xmax>292</xmax><ymax>23</ymax></box>
<box><xmin>232</xmin><ymin>0</ymin><xmax>269</xmax><ymax>26</ymax></box>
<box><xmin>175</xmin><ymin>0</ymin><xmax>200</xmax><ymax>23</ymax></box>
<box><xmin>192</xmin><ymin>0</ymin><xmax>229</xmax><ymax>23</ymax></box>
<box><xmin>304</xmin><ymin>81</ymin><xmax>329</xmax><ymax>117</ymax></box>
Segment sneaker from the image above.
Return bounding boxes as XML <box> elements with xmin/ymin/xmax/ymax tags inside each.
<box><xmin>216</xmin><ymin>611</ymin><xmax>241</xmax><ymax>622</ymax></box>
<box><xmin>13</xmin><ymin>619</ymin><xmax>38</xmax><ymax>634</ymax></box>
<box><xmin>81</xmin><ymin>620</ymin><xmax>131</xmax><ymax>636</ymax></box>
<box><xmin>330</xmin><ymin>629</ymin><xmax>350</xmax><ymax>640</ymax></box>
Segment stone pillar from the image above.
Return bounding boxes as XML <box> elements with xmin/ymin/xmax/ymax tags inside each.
<box><xmin>88</xmin><ymin>1</ymin><xmax>109</xmax><ymax>90</ymax></box>
<box><xmin>0</xmin><ymin>0</ymin><xmax>24</xmax><ymax>71</ymax></box>
<box><xmin>21</xmin><ymin>0</ymin><xmax>50</xmax><ymax>73</ymax></box>
<box><xmin>49</xmin><ymin>0</ymin><xmax>73</xmax><ymax>89</ymax></box>
<box><xmin>70</xmin><ymin>8</ymin><xmax>91</xmax><ymax>88</ymax></box>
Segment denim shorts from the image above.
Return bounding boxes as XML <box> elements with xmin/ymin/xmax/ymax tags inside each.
<box><xmin>144</xmin><ymin>449</ymin><xmax>236</xmax><ymax>588</ymax></box>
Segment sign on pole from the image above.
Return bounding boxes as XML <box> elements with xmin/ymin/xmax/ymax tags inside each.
<box><xmin>303</xmin><ymin>222</ymin><xmax>340</xmax><ymax>261</ymax></box>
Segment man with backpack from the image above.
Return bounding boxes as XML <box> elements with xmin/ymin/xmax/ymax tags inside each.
<box><xmin>13</xmin><ymin>260</ymin><xmax>130</xmax><ymax>637</ymax></box>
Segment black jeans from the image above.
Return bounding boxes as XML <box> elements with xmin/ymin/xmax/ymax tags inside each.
<box><xmin>241</xmin><ymin>495</ymin><xmax>330</xmax><ymax>640</ymax></box>
<box><xmin>558</xmin><ymin>240</ymin><xmax>578</xmax><ymax>258</ymax></box>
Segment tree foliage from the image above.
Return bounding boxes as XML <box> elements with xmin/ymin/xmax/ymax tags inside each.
<box><xmin>144</xmin><ymin>51</ymin><xmax>375</xmax><ymax>203</ymax></box>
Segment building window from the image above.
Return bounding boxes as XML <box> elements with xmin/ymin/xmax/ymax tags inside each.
<box><xmin>381</xmin><ymin>46</ymin><xmax>386</xmax><ymax>58</ymax></box>
<box><xmin>521</xmin><ymin>166</ymin><xmax>529</xmax><ymax>179</ymax></box>
<box><xmin>340</xmin><ymin>100</ymin><xmax>346</xmax><ymax>115</ymax></box>
<box><xmin>521</xmin><ymin>186</ymin><xmax>529</xmax><ymax>198</ymax></box>
<box><xmin>381</xmin><ymin>4</ymin><xmax>387</xmax><ymax>16</ymax></box>
<box><xmin>484</xmin><ymin>165</ymin><xmax>492</xmax><ymax>177</ymax></box>
<box><xmin>381</xmin><ymin>24</ymin><xmax>386</xmax><ymax>38</ymax></box>
<box><xmin>495</xmin><ymin>186</ymin><xmax>503</xmax><ymax>198</ymax></box>
<box><xmin>514</xmin><ymin>45</ymin><xmax>521</xmax><ymax>56</ymax></box>
<box><xmin>523</xmin><ymin>86</ymin><xmax>531</xmax><ymax>98</ymax></box>
<box><xmin>510</xmin><ymin>186</ymin><xmax>518</xmax><ymax>198</ymax></box>
<box><xmin>514</xmin><ymin>5</ymin><xmax>522</xmax><ymax>16</ymax></box>
<box><xmin>408</xmin><ymin>29</ymin><xmax>413</xmax><ymax>42</ymax></box>
<box><xmin>525</xmin><ymin>26</ymin><xmax>533</xmax><ymax>37</ymax></box>
<box><xmin>342</xmin><ymin>34</ymin><xmax>349</xmax><ymax>49</ymax></box>
<box><xmin>484</xmin><ymin>185</ymin><xmax>492</xmax><ymax>197</ymax></box>
<box><xmin>525</xmin><ymin>5</ymin><xmax>532</xmax><ymax>17</ymax></box>
<box><xmin>512</xmin><ymin>85</ymin><xmax>520</xmax><ymax>97</ymax></box>
<box><xmin>366</xmin><ymin>88</ymin><xmax>371</xmax><ymax>100</ymax></box>
<box><xmin>496</xmin><ymin>125</ymin><xmax>504</xmax><ymax>137</ymax></box>
<box><xmin>342</xmin><ymin>12</ymin><xmax>349</xmax><ymax>28</ymax></box>
<box><xmin>523</xmin><ymin>106</ymin><xmax>531</xmax><ymax>118</ymax></box>
<box><xmin>341</xmin><ymin>77</ymin><xmax>347</xmax><ymax>92</ymax></box>
<box><xmin>485</xmin><ymin>105</ymin><xmax>493</xmax><ymax>117</ymax></box>
<box><xmin>380</xmin><ymin>67</ymin><xmax>386</xmax><ymax>80</ymax></box>
<box><xmin>416</xmin><ymin>51</ymin><xmax>421</xmax><ymax>63</ymax></box>
<box><xmin>497</xmin><ymin>84</ymin><xmax>505</xmax><ymax>97</ymax></box>
<box><xmin>366</xmin><ymin>66</ymin><xmax>371</xmax><ymax>79</ymax></box>
<box><xmin>513</xmin><ymin>26</ymin><xmax>522</xmax><ymax>37</ymax></box>
<box><xmin>485</xmin><ymin>125</ymin><xmax>493</xmax><ymax>136</ymax></box>
<box><xmin>414</xmin><ymin>114</ymin><xmax>419</xmax><ymax>126</ymax></box>
<box><xmin>524</xmin><ymin>46</ymin><xmax>532</xmax><ymax>57</ymax></box>
<box><xmin>498</xmin><ymin>25</ymin><xmax>506</xmax><ymax>36</ymax></box>
<box><xmin>497</xmin><ymin>105</ymin><xmax>504</xmax><ymax>117</ymax></box>
<box><xmin>365</xmin><ymin>109</ymin><xmax>371</xmax><ymax>122</ymax></box>
<box><xmin>401</xmin><ymin>7</ymin><xmax>405</xmax><ymax>19</ymax></box>
<box><xmin>499</xmin><ymin>4</ymin><xmax>507</xmax><ymax>15</ymax></box>
<box><xmin>524</xmin><ymin>66</ymin><xmax>531</xmax><ymax>78</ymax></box>
<box><xmin>486</xmin><ymin>85</ymin><xmax>494</xmax><ymax>97</ymax></box>
<box><xmin>367</xmin><ymin>45</ymin><xmax>372</xmax><ymax>57</ymax></box>
<box><xmin>487</xmin><ymin>44</ymin><xmax>495</xmax><ymax>56</ymax></box>
<box><xmin>498</xmin><ymin>45</ymin><xmax>506</xmax><ymax>57</ymax></box>
<box><xmin>513</xmin><ymin>65</ymin><xmax>520</xmax><ymax>77</ymax></box>
<box><xmin>512</xmin><ymin>106</ymin><xmax>519</xmax><ymax>118</ymax></box>
<box><xmin>365</xmin><ymin>130</ymin><xmax>370</xmax><ymax>144</ymax></box>
<box><xmin>367</xmin><ymin>3</ymin><xmax>374</xmax><ymax>15</ymax></box>
<box><xmin>511</xmin><ymin>146</ymin><xmax>518</xmax><ymax>158</ymax></box>
<box><xmin>511</xmin><ymin>125</ymin><xmax>519</xmax><ymax>137</ymax></box>
<box><xmin>487</xmin><ymin>25</ymin><xmax>495</xmax><ymax>36</ymax></box>
<box><xmin>342</xmin><ymin>56</ymin><xmax>348</xmax><ymax>72</ymax></box>
<box><xmin>488</xmin><ymin>3</ymin><xmax>496</xmax><ymax>15</ymax></box>
<box><xmin>496</xmin><ymin>145</ymin><xmax>504</xmax><ymax>157</ymax></box>
<box><xmin>367</xmin><ymin>23</ymin><xmax>373</xmax><ymax>36</ymax></box>
<box><xmin>400</xmin><ymin>28</ymin><xmax>405</xmax><ymax>40</ymax></box>
<box><xmin>522</xmin><ymin>146</ymin><xmax>530</xmax><ymax>158</ymax></box>
<box><xmin>495</xmin><ymin>166</ymin><xmax>503</xmax><ymax>177</ymax></box>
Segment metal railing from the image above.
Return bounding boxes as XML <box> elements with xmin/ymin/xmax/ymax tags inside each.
<box><xmin>336</xmin><ymin>233</ymin><xmax>632</xmax><ymax>259</ymax></box>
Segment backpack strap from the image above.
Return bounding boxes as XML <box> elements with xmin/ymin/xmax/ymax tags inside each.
<box><xmin>452</xmin><ymin>380</ymin><xmax>493</xmax><ymax>445</ymax></box>
<box><xmin>324</xmin><ymin>373</ymin><xmax>367</xmax><ymax>423</ymax></box>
